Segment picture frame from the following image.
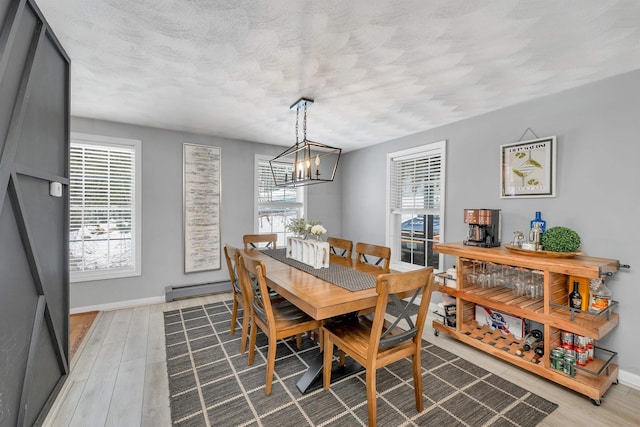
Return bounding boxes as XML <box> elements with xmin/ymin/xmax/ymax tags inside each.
<box><xmin>183</xmin><ymin>143</ymin><xmax>221</xmax><ymax>272</ymax></box>
<box><xmin>500</xmin><ymin>136</ymin><xmax>556</xmax><ymax>198</ymax></box>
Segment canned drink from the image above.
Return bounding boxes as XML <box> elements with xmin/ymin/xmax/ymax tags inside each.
<box><xmin>564</xmin><ymin>355</ymin><xmax>576</xmax><ymax>376</ymax></box>
<box><xmin>587</xmin><ymin>338</ymin><xmax>594</xmax><ymax>362</ymax></box>
<box><xmin>561</xmin><ymin>331</ymin><xmax>574</xmax><ymax>346</ymax></box>
<box><xmin>574</xmin><ymin>334</ymin><xmax>589</xmax><ymax>349</ymax></box>
<box><xmin>554</xmin><ymin>346</ymin><xmax>566</xmax><ymax>357</ymax></box>
<box><xmin>576</xmin><ymin>348</ymin><xmax>588</xmax><ymax>366</ymax></box>
<box><xmin>562</xmin><ymin>342</ymin><xmax>575</xmax><ymax>358</ymax></box>
<box><xmin>550</xmin><ymin>349</ymin><xmax>564</xmax><ymax>370</ymax></box>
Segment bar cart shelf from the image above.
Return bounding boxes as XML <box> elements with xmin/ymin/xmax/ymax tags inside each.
<box><xmin>433</xmin><ymin>242</ymin><xmax>622</xmax><ymax>404</ymax></box>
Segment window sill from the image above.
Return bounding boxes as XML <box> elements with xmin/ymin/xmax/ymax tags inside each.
<box><xmin>391</xmin><ymin>262</ymin><xmax>443</xmax><ymax>275</ymax></box>
<box><xmin>70</xmin><ymin>268</ymin><xmax>141</xmax><ymax>283</ymax></box>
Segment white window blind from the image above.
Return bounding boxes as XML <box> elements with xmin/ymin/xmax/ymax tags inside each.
<box><xmin>258</xmin><ymin>160</ymin><xmax>301</xmax><ymax>209</ymax></box>
<box><xmin>69</xmin><ymin>134</ymin><xmax>141</xmax><ymax>281</ymax></box>
<box><xmin>387</xmin><ymin>141</ymin><xmax>445</xmax><ymax>270</ymax></box>
<box><xmin>256</xmin><ymin>157</ymin><xmax>304</xmax><ymax>246</ymax></box>
<box><xmin>390</xmin><ymin>152</ymin><xmax>442</xmax><ymax>215</ymax></box>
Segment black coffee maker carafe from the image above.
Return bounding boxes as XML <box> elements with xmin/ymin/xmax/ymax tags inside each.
<box><xmin>463</xmin><ymin>209</ymin><xmax>501</xmax><ymax>247</ymax></box>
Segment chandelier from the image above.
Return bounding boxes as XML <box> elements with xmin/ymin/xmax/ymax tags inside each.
<box><xmin>269</xmin><ymin>98</ymin><xmax>342</xmax><ymax>187</ymax></box>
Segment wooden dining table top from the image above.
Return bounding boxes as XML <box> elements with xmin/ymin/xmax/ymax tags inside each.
<box><xmin>244</xmin><ymin>249</ymin><xmax>388</xmax><ymax>320</ymax></box>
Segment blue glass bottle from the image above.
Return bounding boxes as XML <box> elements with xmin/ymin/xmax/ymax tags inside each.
<box><xmin>530</xmin><ymin>211</ymin><xmax>546</xmax><ymax>233</ymax></box>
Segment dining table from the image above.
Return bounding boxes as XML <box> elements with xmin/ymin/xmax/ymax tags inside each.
<box><xmin>244</xmin><ymin>248</ymin><xmax>391</xmax><ymax>393</ymax></box>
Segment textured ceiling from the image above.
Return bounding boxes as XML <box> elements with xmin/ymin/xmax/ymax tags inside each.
<box><xmin>36</xmin><ymin>0</ymin><xmax>640</xmax><ymax>151</ymax></box>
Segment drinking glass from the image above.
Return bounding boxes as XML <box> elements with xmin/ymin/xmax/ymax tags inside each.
<box><xmin>496</xmin><ymin>265</ymin><xmax>509</xmax><ymax>288</ymax></box>
<box><xmin>534</xmin><ymin>271</ymin><xmax>544</xmax><ymax>298</ymax></box>
<box><xmin>512</xmin><ymin>268</ymin><xmax>526</xmax><ymax>296</ymax></box>
<box><xmin>477</xmin><ymin>262</ymin><xmax>490</xmax><ymax>288</ymax></box>
<box><xmin>486</xmin><ymin>262</ymin><xmax>498</xmax><ymax>288</ymax></box>
<box><xmin>466</xmin><ymin>261</ymin><xmax>479</xmax><ymax>286</ymax></box>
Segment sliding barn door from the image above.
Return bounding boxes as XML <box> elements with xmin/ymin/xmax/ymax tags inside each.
<box><xmin>0</xmin><ymin>0</ymin><xmax>70</xmax><ymax>425</ymax></box>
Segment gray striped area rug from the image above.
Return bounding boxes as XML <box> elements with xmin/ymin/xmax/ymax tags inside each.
<box><xmin>164</xmin><ymin>300</ymin><xmax>557</xmax><ymax>427</ymax></box>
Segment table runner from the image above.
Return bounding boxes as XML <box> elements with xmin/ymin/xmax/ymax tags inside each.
<box><xmin>262</xmin><ymin>248</ymin><xmax>377</xmax><ymax>291</ymax></box>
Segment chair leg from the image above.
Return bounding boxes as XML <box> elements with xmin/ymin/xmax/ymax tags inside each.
<box><xmin>296</xmin><ymin>333</ymin><xmax>302</xmax><ymax>349</ymax></box>
<box><xmin>412</xmin><ymin>352</ymin><xmax>424</xmax><ymax>412</ymax></box>
<box><xmin>366</xmin><ymin>367</ymin><xmax>377</xmax><ymax>427</ymax></box>
<box><xmin>265</xmin><ymin>337</ymin><xmax>276</xmax><ymax>395</ymax></box>
<box><xmin>230</xmin><ymin>297</ymin><xmax>238</xmax><ymax>335</ymax></box>
<box><xmin>323</xmin><ymin>332</ymin><xmax>333</xmax><ymax>390</ymax></box>
<box><xmin>240</xmin><ymin>307</ymin><xmax>250</xmax><ymax>353</ymax></box>
<box><xmin>339</xmin><ymin>350</ymin><xmax>346</xmax><ymax>367</ymax></box>
<box><xmin>248</xmin><ymin>317</ymin><xmax>257</xmax><ymax>366</ymax></box>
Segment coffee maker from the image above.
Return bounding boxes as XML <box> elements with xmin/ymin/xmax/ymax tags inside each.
<box><xmin>463</xmin><ymin>209</ymin><xmax>501</xmax><ymax>247</ymax></box>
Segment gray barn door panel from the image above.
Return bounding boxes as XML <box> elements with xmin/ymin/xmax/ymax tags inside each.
<box><xmin>0</xmin><ymin>0</ymin><xmax>70</xmax><ymax>425</ymax></box>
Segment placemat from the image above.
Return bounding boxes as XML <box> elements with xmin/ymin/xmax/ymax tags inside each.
<box><xmin>262</xmin><ymin>248</ymin><xmax>377</xmax><ymax>291</ymax></box>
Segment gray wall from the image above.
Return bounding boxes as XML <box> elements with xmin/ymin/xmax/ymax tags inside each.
<box><xmin>69</xmin><ymin>117</ymin><xmax>342</xmax><ymax>308</ymax></box>
<box><xmin>341</xmin><ymin>69</ymin><xmax>640</xmax><ymax>377</ymax></box>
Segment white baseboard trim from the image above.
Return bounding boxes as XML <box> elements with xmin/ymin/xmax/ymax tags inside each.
<box><xmin>618</xmin><ymin>369</ymin><xmax>640</xmax><ymax>391</ymax></box>
<box><xmin>70</xmin><ymin>295</ymin><xmax>165</xmax><ymax>314</ymax></box>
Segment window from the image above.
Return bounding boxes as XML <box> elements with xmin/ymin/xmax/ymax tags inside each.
<box><xmin>386</xmin><ymin>141</ymin><xmax>446</xmax><ymax>271</ymax></box>
<box><xmin>255</xmin><ymin>155</ymin><xmax>304</xmax><ymax>247</ymax></box>
<box><xmin>69</xmin><ymin>133</ymin><xmax>142</xmax><ymax>282</ymax></box>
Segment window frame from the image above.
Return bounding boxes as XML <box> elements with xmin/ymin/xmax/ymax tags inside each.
<box><xmin>69</xmin><ymin>132</ymin><xmax>142</xmax><ymax>282</ymax></box>
<box><xmin>385</xmin><ymin>140</ymin><xmax>446</xmax><ymax>272</ymax></box>
<box><xmin>254</xmin><ymin>154</ymin><xmax>306</xmax><ymax>246</ymax></box>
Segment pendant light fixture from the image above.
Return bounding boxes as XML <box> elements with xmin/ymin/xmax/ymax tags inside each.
<box><xmin>269</xmin><ymin>98</ymin><xmax>341</xmax><ymax>187</ymax></box>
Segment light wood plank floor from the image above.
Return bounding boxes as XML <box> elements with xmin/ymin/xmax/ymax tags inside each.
<box><xmin>46</xmin><ymin>293</ymin><xmax>640</xmax><ymax>426</ymax></box>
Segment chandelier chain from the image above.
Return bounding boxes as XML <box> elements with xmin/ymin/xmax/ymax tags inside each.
<box><xmin>295</xmin><ymin>106</ymin><xmax>299</xmax><ymax>144</ymax></box>
<box><xmin>303</xmin><ymin>101</ymin><xmax>308</xmax><ymax>141</ymax></box>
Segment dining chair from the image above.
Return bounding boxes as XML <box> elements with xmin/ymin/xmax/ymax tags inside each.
<box><xmin>236</xmin><ymin>251</ymin><xmax>323</xmax><ymax>395</ymax></box>
<box><xmin>243</xmin><ymin>233</ymin><xmax>277</xmax><ymax>250</ymax></box>
<box><xmin>327</xmin><ymin>237</ymin><xmax>353</xmax><ymax>259</ymax></box>
<box><xmin>322</xmin><ymin>267</ymin><xmax>435</xmax><ymax>427</ymax></box>
<box><xmin>223</xmin><ymin>244</ymin><xmax>251</xmax><ymax>353</ymax></box>
<box><xmin>355</xmin><ymin>242</ymin><xmax>391</xmax><ymax>272</ymax></box>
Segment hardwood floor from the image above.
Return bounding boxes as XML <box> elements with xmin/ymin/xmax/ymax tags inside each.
<box><xmin>69</xmin><ymin>311</ymin><xmax>99</xmax><ymax>360</ymax></box>
<box><xmin>46</xmin><ymin>293</ymin><xmax>640</xmax><ymax>426</ymax></box>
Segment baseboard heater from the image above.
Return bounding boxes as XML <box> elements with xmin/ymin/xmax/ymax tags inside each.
<box><xmin>165</xmin><ymin>280</ymin><xmax>232</xmax><ymax>302</ymax></box>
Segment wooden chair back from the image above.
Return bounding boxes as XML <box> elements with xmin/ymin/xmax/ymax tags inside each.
<box><xmin>355</xmin><ymin>242</ymin><xmax>391</xmax><ymax>271</ymax></box>
<box><xmin>327</xmin><ymin>237</ymin><xmax>353</xmax><ymax>259</ymax></box>
<box><xmin>223</xmin><ymin>244</ymin><xmax>240</xmax><ymax>295</ymax></box>
<box><xmin>243</xmin><ymin>233</ymin><xmax>277</xmax><ymax>250</ymax></box>
<box><xmin>235</xmin><ymin>251</ymin><xmax>274</xmax><ymax>331</ymax></box>
<box><xmin>369</xmin><ymin>267</ymin><xmax>434</xmax><ymax>352</ymax></box>
<box><xmin>322</xmin><ymin>267</ymin><xmax>434</xmax><ymax>427</ymax></box>
<box><xmin>225</xmin><ymin>244</ymin><xmax>252</xmax><ymax>352</ymax></box>
<box><xmin>236</xmin><ymin>250</ymin><xmax>322</xmax><ymax>395</ymax></box>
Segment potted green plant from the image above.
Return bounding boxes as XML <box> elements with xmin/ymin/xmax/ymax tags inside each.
<box><xmin>540</xmin><ymin>226</ymin><xmax>581</xmax><ymax>252</ymax></box>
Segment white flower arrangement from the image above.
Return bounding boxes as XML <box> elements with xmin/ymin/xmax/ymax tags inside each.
<box><xmin>310</xmin><ymin>224</ymin><xmax>327</xmax><ymax>237</ymax></box>
<box><xmin>287</xmin><ymin>218</ymin><xmax>326</xmax><ymax>239</ymax></box>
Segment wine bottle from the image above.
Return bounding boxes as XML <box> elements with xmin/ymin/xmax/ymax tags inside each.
<box><xmin>569</xmin><ymin>280</ymin><xmax>582</xmax><ymax>310</ymax></box>
<box><xmin>522</xmin><ymin>329</ymin><xmax>543</xmax><ymax>351</ymax></box>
